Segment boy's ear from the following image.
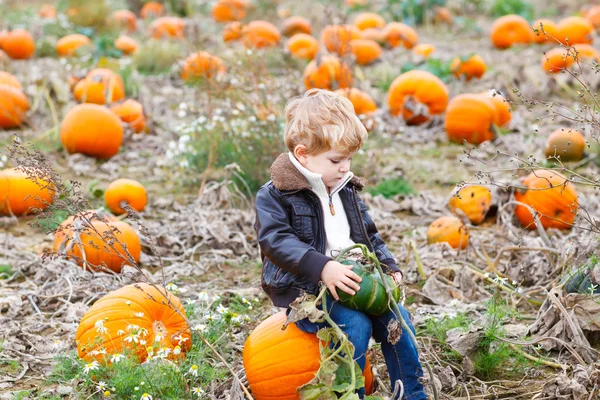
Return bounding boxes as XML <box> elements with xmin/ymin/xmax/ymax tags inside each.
<box><xmin>294</xmin><ymin>145</ymin><xmax>309</xmax><ymax>165</ymax></box>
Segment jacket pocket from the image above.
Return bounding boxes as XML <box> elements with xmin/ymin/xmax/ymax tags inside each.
<box><xmin>290</xmin><ymin>203</ymin><xmax>316</xmax><ymax>243</ymax></box>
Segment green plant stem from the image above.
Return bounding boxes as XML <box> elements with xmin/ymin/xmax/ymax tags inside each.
<box><xmin>410</xmin><ymin>241</ymin><xmax>427</xmax><ymax>280</ymax></box>
<box><xmin>506</xmin><ymin>344</ymin><xmax>566</xmax><ymax>369</ymax></box>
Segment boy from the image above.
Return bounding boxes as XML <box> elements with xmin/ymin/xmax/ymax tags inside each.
<box><xmin>254</xmin><ymin>89</ymin><xmax>427</xmax><ymax>399</ymax></box>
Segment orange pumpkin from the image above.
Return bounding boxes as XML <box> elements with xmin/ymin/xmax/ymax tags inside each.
<box><xmin>242</xmin><ymin>20</ymin><xmax>281</xmax><ymax>48</ymax></box>
<box><xmin>115</xmin><ymin>35</ymin><xmax>138</xmax><ymax>55</ymax></box>
<box><xmin>349</xmin><ymin>39</ymin><xmax>381</xmax><ymax>65</ymax></box>
<box><xmin>490</xmin><ymin>15</ymin><xmax>534</xmax><ymax>49</ymax></box>
<box><xmin>112</xmin><ymin>10</ymin><xmax>137</xmax><ymax>32</ymax></box>
<box><xmin>320</xmin><ymin>24</ymin><xmax>361</xmax><ymax>56</ymax></box>
<box><xmin>448</xmin><ymin>185</ymin><xmax>492</xmax><ymax>225</ymax></box>
<box><xmin>0</xmin><ymin>71</ymin><xmax>22</xmax><ymax>89</ymax></box>
<box><xmin>335</xmin><ymin>88</ymin><xmax>377</xmax><ymax>115</ymax></box>
<box><xmin>286</xmin><ymin>33</ymin><xmax>318</xmax><ymax>60</ymax></box>
<box><xmin>56</xmin><ymin>34</ymin><xmax>91</xmax><ymax>57</ymax></box>
<box><xmin>542</xmin><ymin>44</ymin><xmax>600</xmax><ymax>73</ymax></box>
<box><xmin>282</xmin><ymin>16</ymin><xmax>312</xmax><ymax>37</ymax></box>
<box><xmin>0</xmin><ymin>30</ymin><xmax>7</xmax><ymax>48</ymax></box>
<box><xmin>412</xmin><ymin>43</ymin><xmax>435</xmax><ymax>59</ymax></box>
<box><xmin>39</xmin><ymin>4</ymin><xmax>57</xmax><ymax>19</ymax></box>
<box><xmin>181</xmin><ymin>51</ymin><xmax>226</xmax><ymax>82</ymax></box>
<box><xmin>556</xmin><ymin>16</ymin><xmax>593</xmax><ymax>45</ymax></box>
<box><xmin>433</xmin><ymin>7</ymin><xmax>453</xmax><ymax>25</ymax></box>
<box><xmin>110</xmin><ymin>99</ymin><xmax>146</xmax><ymax>133</ymax></box>
<box><xmin>427</xmin><ymin>216</ymin><xmax>469</xmax><ymax>249</ymax></box>
<box><xmin>444</xmin><ymin>94</ymin><xmax>498</xmax><ymax>145</ymax></box>
<box><xmin>149</xmin><ymin>16</ymin><xmax>185</xmax><ymax>39</ymax></box>
<box><xmin>482</xmin><ymin>90</ymin><xmax>511</xmax><ymax>127</ymax></box>
<box><xmin>0</xmin><ymin>84</ymin><xmax>29</xmax><ymax>129</ymax></box>
<box><xmin>2</xmin><ymin>29</ymin><xmax>35</xmax><ymax>60</ymax></box>
<box><xmin>360</xmin><ymin>28</ymin><xmax>386</xmax><ymax>45</ymax></box>
<box><xmin>544</xmin><ymin>128</ymin><xmax>586</xmax><ymax>162</ymax></box>
<box><xmin>211</xmin><ymin>0</ymin><xmax>247</xmax><ymax>23</ymax></box>
<box><xmin>450</xmin><ymin>54</ymin><xmax>486</xmax><ymax>81</ymax></box>
<box><xmin>73</xmin><ymin>68</ymin><xmax>125</xmax><ymax>105</ymax></box>
<box><xmin>532</xmin><ymin>19</ymin><xmax>558</xmax><ymax>44</ymax></box>
<box><xmin>353</xmin><ymin>12</ymin><xmax>386</xmax><ymax>31</ymax></box>
<box><xmin>383</xmin><ymin>22</ymin><xmax>419</xmax><ymax>49</ymax></box>
<box><xmin>243</xmin><ymin>311</ymin><xmax>374</xmax><ymax>400</ymax></box>
<box><xmin>223</xmin><ymin>21</ymin><xmax>243</xmax><ymax>42</ymax></box>
<box><xmin>303</xmin><ymin>55</ymin><xmax>352</xmax><ymax>90</ymax></box>
<box><xmin>387</xmin><ymin>70</ymin><xmax>449</xmax><ymax>125</ymax></box>
<box><xmin>0</xmin><ymin>168</ymin><xmax>54</xmax><ymax>216</ymax></box>
<box><xmin>584</xmin><ymin>6</ymin><xmax>600</xmax><ymax>31</ymax></box>
<box><xmin>140</xmin><ymin>1</ymin><xmax>164</xmax><ymax>19</ymax></box>
<box><xmin>76</xmin><ymin>283</ymin><xmax>190</xmax><ymax>362</ymax></box>
<box><xmin>61</xmin><ymin>103</ymin><xmax>124</xmax><ymax>159</ymax></box>
<box><xmin>105</xmin><ymin>178</ymin><xmax>147</xmax><ymax>215</ymax></box>
<box><xmin>514</xmin><ymin>170</ymin><xmax>578</xmax><ymax>230</ymax></box>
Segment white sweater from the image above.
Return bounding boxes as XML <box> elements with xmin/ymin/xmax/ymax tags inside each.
<box><xmin>288</xmin><ymin>152</ymin><xmax>356</xmax><ymax>258</ymax></box>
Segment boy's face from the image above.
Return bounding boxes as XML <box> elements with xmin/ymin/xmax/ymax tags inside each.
<box><xmin>296</xmin><ymin>146</ymin><xmax>354</xmax><ymax>189</ymax></box>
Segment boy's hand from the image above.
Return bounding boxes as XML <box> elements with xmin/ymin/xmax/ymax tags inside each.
<box><xmin>392</xmin><ymin>271</ymin><xmax>403</xmax><ymax>285</ymax></box>
<box><xmin>321</xmin><ymin>260</ymin><xmax>362</xmax><ymax>300</ymax></box>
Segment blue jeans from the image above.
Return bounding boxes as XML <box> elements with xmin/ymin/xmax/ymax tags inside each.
<box><xmin>294</xmin><ymin>295</ymin><xmax>427</xmax><ymax>400</ymax></box>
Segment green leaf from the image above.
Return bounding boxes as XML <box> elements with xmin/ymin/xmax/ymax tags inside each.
<box><xmin>298</xmin><ymin>383</ymin><xmax>337</xmax><ymax>400</ymax></box>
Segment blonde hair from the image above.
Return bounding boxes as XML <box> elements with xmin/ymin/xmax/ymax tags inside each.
<box><xmin>284</xmin><ymin>88</ymin><xmax>367</xmax><ymax>155</ymax></box>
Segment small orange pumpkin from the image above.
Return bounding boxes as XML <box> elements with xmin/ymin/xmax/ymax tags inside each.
<box><xmin>556</xmin><ymin>16</ymin><xmax>593</xmax><ymax>45</ymax></box>
<box><xmin>387</xmin><ymin>70</ymin><xmax>449</xmax><ymax>125</ymax></box>
<box><xmin>140</xmin><ymin>1</ymin><xmax>164</xmax><ymax>19</ymax></box>
<box><xmin>353</xmin><ymin>12</ymin><xmax>386</xmax><ymax>31</ymax></box>
<box><xmin>360</xmin><ymin>28</ymin><xmax>386</xmax><ymax>44</ymax></box>
<box><xmin>303</xmin><ymin>55</ymin><xmax>352</xmax><ymax>90</ymax></box>
<box><xmin>39</xmin><ymin>4</ymin><xmax>57</xmax><ymax>19</ymax></box>
<box><xmin>448</xmin><ymin>185</ymin><xmax>492</xmax><ymax>225</ymax></box>
<box><xmin>427</xmin><ymin>216</ymin><xmax>469</xmax><ymax>249</ymax></box>
<box><xmin>56</xmin><ymin>34</ymin><xmax>91</xmax><ymax>57</ymax></box>
<box><xmin>1</xmin><ymin>29</ymin><xmax>35</xmax><ymax>60</ymax></box>
<box><xmin>105</xmin><ymin>178</ymin><xmax>147</xmax><ymax>214</ymax></box>
<box><xmin>544</xmin><ymin>128</ymin><xmax>586</xmax><ymax>162</ymax></box>
<box><xmin>115</xmin><ymin>35</ymin><xmax>138</xmax><ymax>55</ymax></box>
<box><xmin>0</xmin><ymin>84</ymin><xmax>29</xmax><ymax>129</ymax></box>
<box><xmin>482</xmin><ymin>90</ymin><xmax>511</xmax><ymax>127</ymax></box>
<box><xmin>149</xmin><ymin>16</ymin><xmax>185</xmax><ymax>39</ymax></box>
<box><xmin>490</xmin><ymin>14</ymin><xmax>534</xmax><ymax>49</ymax></box>
<box><xmin>335</xmin><ymin>88</ymin><xmax>377</xmax><ymax>115</ymax></box>
<box><xmin>223</xmin><ymin>21</ymin><xmax>243</xmax><ymax>42</ymax></box>
<box><xmin>383</xmin><ymin>22</ymin><xmax>419</xmax><ymax>49</ymax></box>
<box><xmin>61</xmin><ymin>103</ymin><xmax>124</xmax><ymax>159</ymax></box>
<box><xmin>243</xmin><ymin>311</ymin><xmax>374</xmax><ymax>400</ymax></box>
<box><xmin>282</xmin><ymin>16</ymin><xmax>312</xmax><ymax>37</ymax></box>
<box><xmin>211</xmin><ymin>0</ymin><xmax>247</xmax><ymax>23</ymax></box>
<box><xmin>0</xmin><ymin>71</ymin><xmax>22</xmax><ymax>89</ymax></box>
<box><xmin>433</xmin><ymin>7</ymin><xmax>453</xmax><ymax>25</ymax></box>
<box><xmin>242</xmin><ymin>20</ymin><xmax>281</xmax><ymax>48</ymax></box>
<box><xmin>412</xmin><ymin>43</ymin><xmax>435</xmax><ymax>59</ymax></box>
<box><xmin>112</xmin><ymin>10</ymin><xmax>137</xmax><ymax>32</ymax></box>
<box><xmin>349</xmin><ymin>39</ymin><xmax>381</xmax><ymax>65</ymax></box>
<box><xmin>181</xmin><ymin>51</ymin><xmax>226</xmax><ymax>82</ymax></box>
<box><xmin>76</xmin><ymin>283</ymin><xmax>191</xmax><ymax>362</ymax></box>
<box><xmin>450</xmin><ymin>54</ymin><xmax>486</xmax><ymax>81</ymax></box>
<box><xmin>320</xmin><ymin>24</ymin><xmax>361</xmax><ymax>56</ymax></box>
<box><xmin>0</xmin><ymin>168</ymin><xmax>54</xmax><ymax>217</ymax></box>
<box><xmin>584</xmin><ymin>6</ymin><xmax>600</xmax><ymax>31</ymax></box>
<box><xmin>542</xmin><ymin>44</ymin><xmax>600</xmax><ymax>73</ymax></box>
<box><xmin>73</xmin><ymin>68</ymin><xmax>125</xmax><ymax>105</ymax></box>
<box><xmin>532</xmin><ymin>19</ymin><xmax>558</xmax><ymax>44</ymax></box>
<box><xmin>444</xmin><ymin>94</ymin><xmax>499</xmax><ymax>145</ymax></box>
<box><xmin>110</xmin><ymin>99</ymin><xmax>146</xmax><ymax>133</ymax></box>
<box><xmin>286</xmin><ymin>33</ymin><xmax>318</xmax><ymax>60</ymax></box>
<box><xmin>514</xmin><ymin>170</ymin><xmax>578</xmax><ymax>230</ymax></box>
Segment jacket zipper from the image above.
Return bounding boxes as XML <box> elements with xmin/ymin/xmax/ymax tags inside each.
<box><xmin>352</xmin><ymin>186</ymin><xmax>374</xmax><ymax>252</ymax></box>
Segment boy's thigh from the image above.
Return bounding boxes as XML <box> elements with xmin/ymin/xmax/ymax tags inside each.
<box><xmin>295</xmin><ymin>297</ymin><xmax>373</xmax><ymax>335</ymax></box>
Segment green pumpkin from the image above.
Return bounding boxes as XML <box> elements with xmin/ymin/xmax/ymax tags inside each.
<box><xmin>336</xmin><ymin>259</ymin><xmax>402</xmax><ymax>316</ymax></box>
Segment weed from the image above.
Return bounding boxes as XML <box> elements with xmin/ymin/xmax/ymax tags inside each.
<box><xmin>383</xmin><ymin>0</ymin><xmax>447</xmax><ymax>25</ymax></box>
<box><xmin>490</xmin><ymin>0</ymin><xmax>534</xmax><ymax>20</ymax></box>
<box><xmin>133</xmin><ymin>39</ymin><xmax>185</xmax><ymax>75</ymax></box>
<box><xmin>0</xmin><ymin>265</ymin><xmax>13</xmax><ymax>279</ymax></box>
<box><xmin>367</xmin><ymin>177</ymin><xmax>415</xmax><ymax>198</ymax></box>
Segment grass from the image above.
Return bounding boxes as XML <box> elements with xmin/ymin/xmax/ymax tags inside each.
<box><xmin>0</xmin><ymin>264</ymin><xmax>14</xmax><ymax>279</ymax></box>
<box><xmin>367</xmin><ymin>177</ymin><xmax>415</xmax><ymax>198</ymax></box>
<box><xmin>133</xmin><ymin>40</ymin><xmax>185</xmax><ymax>75</ymax></box>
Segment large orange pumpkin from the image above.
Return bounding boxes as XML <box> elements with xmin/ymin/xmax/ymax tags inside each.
<box><xmin>0</xmin><ymin>168</ymin><xmax>54</xmax><ymax>216</ymax></box>
<box><xmin>544</xmin><ymin>128</ymin><xmax>586</xmax><ymax>162</ymax></box>
<box><xmin>105</xmin><ymin>178</ymin><xmax>147</xmax><ymax>215</ymax></box>
<box><xmin>1</xmin><ymin>29</ymin><xmax>35</xmax><ymax>60</ymax></box>
<box><xmin>110</xmin><ymin>99</ymin><xmax>146</xmax><ymax>133</ymax></box>
<box><xmin>303</xmin><ymin>55</ymin><xmax>352</xmax><ymax>90</ymax></box>
<box><xmin>335</xmin><ymin>88</ymin><xmax>377</xmax><ymax>115</ymax></box>
<box><xmin>444</xmin><ymin>94</ymin><xmax>499</xmax><ymax>145</ymax></box>
<box><xmin>514</xmin><ymin>170</ymin><xmax>578</xmax><ymax>230</ymax></box>
<box><xmin>387</xmin><ymin>70</ymin><xmax>449</xmax><ymax>125</ymax></box>
<box><xmin>181</xmin><ymin>51</ymin><xmax>226</xmax><ymax>82</ymax></box>
<box><xmin>149</xmin><ymin>16</ymin><xmax>185</xmax><ymax>39</ymax></box>
<box><xmin>542</xmin><ymin>44</ymin><xmax>600</xmax><ymax>73</ymax></box>
<box><xmin>54</xmin><ymin>214</ymin><xmax>141</xmax><ymax>272</ymax></box>
<box><xmin>243</xmin><ymin>311</ymin><xmax>373</xmax><ymax>400</ymax></box>
<box><xmin>286</xmin><ymin>33</ymin><xmax>318</xmax><ymax>60</ymax></box>
<box><xmin>112</xmin><ymin>9</ymin><xmax>137</xmax><ymax>32</ymax></box>
<box><xmin>76</xmin><ymin>283</ymin><xmax>190</xmax><ymax>362</ymax></box>
<box><xmin>61</xmin><ymin>103</ymin><xmax>124</xmax><ymax>159</ymax></box>
<box><xmin>427</xmin><ymin>216</ymin><xmax>469</xmax><ymax>249</ymax></box>
<box><xmin>0</xmin><ymin>71</ymin><xmax>22</xmax><ymax>89</ymax></box>
<box><xmin>556</xmin><ymin>16</ymin><xmax>593</xmax><ymax>45</ymax></box>
<box><xmin>490</xmin><ymin>15</ymin><xmax>534</xmax><ymax>49</ymax></box>
<box><xmin>140</xmin><ymin>1</ymin><xmax>164</xmax><ymax>19</ymax></box>
<box><xmin>0</xmin><ymin>84</ymin><xmax>29</xmax><ymax>129</ymax></box>
<box><xmin>115</xmin><ymin>35</ymin><xmax>138</xmax><ymax>55</ymax></box>
<box><xmin>353</xmin><ymin>12</ymin><xmax>386</xmax><ymax>31</ymax></box>
<box><xmin>211</xmin><ymin>0</ymin><xmax>247</xmax><ymax>23</ymax></box>
<box><xmin>532</xmin><ymin>19</ymin><xmax>558</xmax><ymax>44</ymax></box>
<box><xmin>383</xmin><ymin>22</ymin><xmax>419</xmax><ymax>49</ymax></box>
<box><xmin>448</xmin><ymin>185</ymin><xmax>492</xmax><ymax>225</ymax></box>
<box><xmin>56</xmin><ymin>34</ymin><xmax>91</xmax><ymax>57</ymax></box>
<box><xmin>73</xmin><ymin>68</ymin><xmax>125</xmax><ymax>105</ymax></box>
<box><xmin>242</xmin><ymin>20</ymin><xmax>281</xmax><ymax>48</ymax></box>
<box><xmin>320</xmin><ymin>24</ymin><xmax>361</xmax><ymax>56</ymax></box>
<box><xmin>482</xmin><ymin>90</ymin><xmax>511</xmax><ymax>127</ymax></box>
<box><xmin>282</xmin><ymin>16</ymin><xmax>312</xmax><ymax>37</ymax></box>
<box><xmin>450</xmin><ymin>54</ymin><xmax>486</xmax><ymax>81</ymax></box>
<box><xmin>349</xmin><ymin>39</ymin><xmax>382</xmax><ymax>65</ymax></box>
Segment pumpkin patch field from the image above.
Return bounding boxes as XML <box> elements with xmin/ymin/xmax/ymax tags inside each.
<box><xmin>1</xmin><ymin>0</ymin><xmax>600</xmax><ymax>399</ymax></box>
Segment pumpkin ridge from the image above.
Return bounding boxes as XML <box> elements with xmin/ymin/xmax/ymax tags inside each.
<box><xmin>247</xmin><ymin>353</ymin><xmax>319</xmax><ymax>376</ymax></box>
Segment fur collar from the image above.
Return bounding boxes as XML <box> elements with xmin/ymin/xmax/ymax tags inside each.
<box><xmin>269</xmin><ymin>153</ymin><xmax>366</xmax><ymax>192</ymax></box>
